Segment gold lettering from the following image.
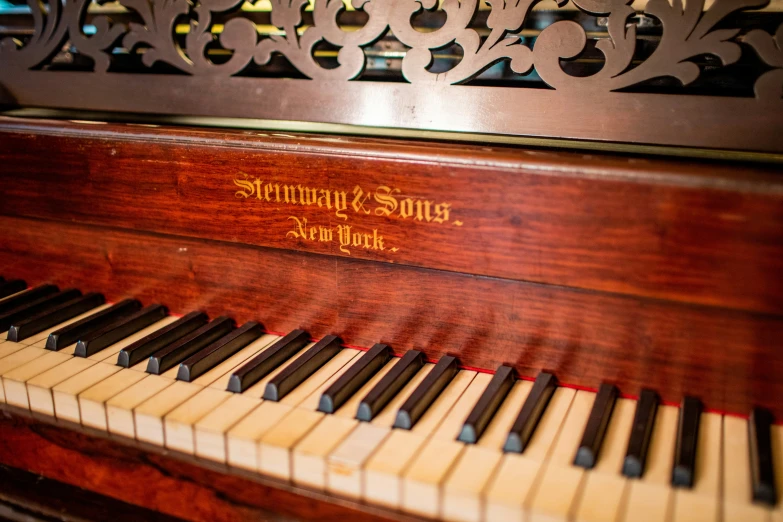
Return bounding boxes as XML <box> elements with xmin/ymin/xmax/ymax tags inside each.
<box><xmin>352</xmin><ymin>186</ymin><xmax>371</xmax><ymax>215</ymax></box>
<box><xmin>317</xmin><ymin>189</ymin><xmax>332</xmax><ymax>209</ymax></box>
<box><xmin>286</xmin><ymin>216</ymin><xmax>308</xmax><ymax>239</ymax></box>
<box><xmin>319</xmin><ymin>226</ymin><xmax>333</xmax><ymax>242</ymax></box>
<box><xmin>233</xmin><ymin>177</ymin><xmax>255</xmax><ymax>198</ymax></box>
<box><xmin>283</xmin><ymin>184</ymin><xmax>297</xmax><ymax>204</ymax></box>
<box><xmin>400</xmin><ymin>198</ymin><xmax>414</xmax><ymax>219</ymax></box>
<box><xmin>433</xmin><ymin>203</ymin><xmax>451</xmax><ymax>224</ymax></box>
<box><xmin>334</xmin><ymin>191</ymin><xmax>348</xmax><ymax>220</ymax></box>
<box><xmin>372</xmin><ymin>229</ymin><xmax>384</xmax><ymax>250</ymax></box>
<box><xmin>301</xmin><ymin>185</ymin><xmax>318</xmax><ymax>206</ymax></box>
<box><xmin>373</xmin><ymin>186</ymin><xmax>399</xmax><ymax>217</ymax></box>
<box><xmin>233</xmin><ymin>175</ymin><xmax>456</xmax><ymax>254</ymax></box>
<box><xmin>336</xmin><ymin>225</ymin><xmax>352</xmax><ymax>254</ymax></box>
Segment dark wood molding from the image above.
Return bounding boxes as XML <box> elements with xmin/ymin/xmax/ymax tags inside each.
<box><xmin>1</xmin><ymin>118</ymin><xmax>782</xmax><ymax>316</ymax></box>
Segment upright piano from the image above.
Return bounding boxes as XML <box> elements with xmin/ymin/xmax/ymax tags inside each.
<box><xmin>0</xmin><ymin>0</ymin><xmax>782</xmax><ymax>520</ymax></box>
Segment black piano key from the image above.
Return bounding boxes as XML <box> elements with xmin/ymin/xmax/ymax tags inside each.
<box><xmin>0</xmin><ymin>288</ymin><xmax>82</xmax><ymax>332</ymax></box>
<box><xmin>74</xmin><ymin>304</ymin><xmax>169</xmax><ymax>358</ymax></box>
<box><xmin>45</xmin><ymin>298</ymin><xmax>142</xmax><ymax>351</ymax></box>
<box><xmin>227</xmin><ymin>329</ymin><xmax>311</xmax><ymax>393</ymax></box>
<box><xmin>394</xmin><ymin>355</ymin><xmax>460</xmax><ymax>430</ymax></box>
<box><xmin>504</xmin><ymin>372</ymin><xmax>558</xmax><ymax>454</ymax></box>
<box><xmin>117</xmin><ymin>311</ymin><xmax>208</xmax><ymax>368</ymax></box>
<box><xmin>0</xmin><ymin>279</ymin><xmax>26</xmax><ymax>299</ymax></box>
<box><xmin>671</xmin><ymin>396</ymin><xmax>702</xmax><ymax>488</ymax></box>
<box><xmin>146</xmin><ymin>316</ymin><xmax>235</xmax><ymax>375</ymax></box>
<box><xmin>574</xmin><ymin>383</ymin><xmax>618</xmax><ymax>469</ymax></box>
<box><xmin>457</xmin><ymin>365</ymin><xmax>516</xmax><ymax>443</ymax></box>
<box><xmin>263</xmin><ymin>335</ymin><xmax>343</xmax><ymax>401</ymax></box>
<box><xmin>0</xmin><ymin>284</ymin><xmax>59</xmax><ymax>315</ymax></box>
<box><xmin>318</xmin><ymin>343</ymin><xmax>392</xmax><ymax>414</ymax></box>
<box><xmin>749</xmin><ymin>407</ymin><xmax>777</xmax><ymax>506</ymax></box>
<box><xmin>7</xmin><ymin>293</ymin><xmax>105</xmax><ymax>342</ymax></box>
<box><xmin>622</xmin><ymin>389</ymin><xmax>659</xmax><ymax>478</ymax></box>
<box><xmin>177</xmin><ymin>321</ymin><xmax>264</xmax><ymax>382</ymax></box>
<box><xmin>357</xmin><ymin>350</ymin><xmax>425</xmax><ymax>422</ymax></box>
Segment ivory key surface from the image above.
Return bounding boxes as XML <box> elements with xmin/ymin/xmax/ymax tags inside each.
<box><xmin>484</xmin><ymin>387</ymin><xmax>576</xmax><ymax>522</ymax></box>
<box><xmin>573</xmin><ymin>398</ymin><xmax>637</xmax><ymax>522</ymax></box>
<box><xmin>440</xmin><ymin>380</ymin><xmax>534</xmax><ymax>522</ymax></box>
<box><xmin>400</xmin><ymin>372</ymin><xmax>493</xmax><ymax>518</ymax></box>
<box><xmin>363</xmin><ymin>370</ymin><xmax>477</xmax><ymax>508</ymax></box>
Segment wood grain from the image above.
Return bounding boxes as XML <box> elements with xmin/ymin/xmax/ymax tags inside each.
<box><xmin>0</xmin><ymin>406</ymin><xmax>413</xmax><ymax>522</ymax></box>
<box><xmin>1</xmin><ymin>117</ymin><xmax>782</xmax><ymax>315</ymax></box>
<box><xmin>0</xmin><ymin>215</ymin><xmax>781</xmax><ymax>418</ymax></box>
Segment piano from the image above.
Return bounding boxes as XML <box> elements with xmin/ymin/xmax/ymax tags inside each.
<box><xmin>0</xmin><ymin>0</ymin><xmax>782</xmax><ymax>521</ymax></box>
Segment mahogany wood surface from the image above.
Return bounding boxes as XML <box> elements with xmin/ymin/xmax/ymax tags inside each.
<box><xmin>0</xmin><ymin>215</ymin><xmax>781</xmax><ymax>417</ymax></box>
<box><xmin>0</xmin><ymin>406</ymin><xmax>412</xmax><ymax>522</ymax></box>
<box><xmin>1</xmin><ymin>117</ymin><xmax>782</xmax><ymax>316</ymax></box>
<box><xmin>0</xmin><ymin>464</ymin><xmax>184</xmax><ymax>522</ymax></box>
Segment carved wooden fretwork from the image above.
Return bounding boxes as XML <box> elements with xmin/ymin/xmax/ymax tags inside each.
<box><xmin>0</xmin><ymin>0</ymin><xmax>782</xmax><ymax>152</ymax></box>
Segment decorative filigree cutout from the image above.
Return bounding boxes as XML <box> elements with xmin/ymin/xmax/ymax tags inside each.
<box><xmin>0</xmin><ymin>0</ymin><xmax>781</xmax><ymax>98</ymax></box>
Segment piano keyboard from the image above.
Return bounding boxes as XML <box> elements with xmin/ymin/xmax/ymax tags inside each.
<box><xmin>0</xmin><ymin>278</ymin><xmax>781</xmax><ymax>522</ymax></box>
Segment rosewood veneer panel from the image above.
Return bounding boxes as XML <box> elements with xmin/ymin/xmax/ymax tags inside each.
<box><xmin>1</xmin><ymin>118</ymin><xmax>782</xmax><ymax>315</ymax></box>
<box><xmin>0</xmin><ymin>216</ymin><xmax>780</xmax><ymax>417</ymax></box>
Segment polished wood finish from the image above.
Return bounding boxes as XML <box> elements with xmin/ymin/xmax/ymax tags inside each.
<box><xmin>0</xmin><ymin>406</ymin><xmax>412</xmax><ymax>522</ymax></box>
<box><xmin>0</xmin><ymin>116</ymin><xmax>782</xmax><ymax>521</ymax></box>
<box><xmin>0</xmin><ymin>464</ymin><xmax>184</xmax><ymax>522</ymax></box>
<box><xmin>1</xmin><ymin>215</ymin><xmax>782</xmax><ymax>417</ymax></box>
<box><xmin>1</xmin><ymin>117</ymin><xmax>782</xmax><ymax>315</ymax></box>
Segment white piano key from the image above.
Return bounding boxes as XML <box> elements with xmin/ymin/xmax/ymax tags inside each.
<box><xmin>0</xmin><ymin>340</ymin><xmax>31</xmax><ymax>365</ymax></box>
<box><xmin>78</xmin><ymin>361</ymin><xmax>150</xmax><ymax>430</ymax></box>
<box><xmin>105</xmin><ymin>366</ymin><xmax>180</xmax><ymax>438</ymax></box>
<box><xmin>671</xmin><ymin>412</ymin><xmax>722</xmax><ymax>522</ymax></box>
<box><xmin>31</xmin><ymin>319</ymin><xmax>179</xmax><ymax>416</ymax></box>
<box><xmin>0</xmin><ymin>345</ymin><xmax>49</xmax><ymax>402</ymax></box>
<box><xmin>293</xmin><ymin>359</ymin><xmax>431</xmax><ymax>491</ymax></box>
<box><xmin>620</xmin><ymin>404</ymin><xmax>678</xmax><ymax>522</ymax></box>
<box><xmin>526</xmin><ymin>389</ymin><xmax>595</xmax><ymax>522</ymax></box>
<box><xmin>144</xmin><ymin>334</ymin><xmax>280</xmax><ymax>450</ymax></box>
<box><xmin>2</xmin><ymin>349</ymin><xmax>72</xmax><ymax>408</ymax></box>
<box><xmin>724</xmin><ymin>415</ymin><xmax>770</xmax><ymax>522</ymax></box>
<box><xmin>27</xmin><ymin>356</ymin><xmax>97</xmax><ymax>416</ymax></box>
<box><xmin>53</xmin><ymin>362</ymin><xmax>123</xmax><ymax>423</ymax></box>
<box><xmin>47</xmin><ymin>318</ymin><xmax>178</xmax><ymax>423</ymax></box>
<box><xmin>484</xmin><ymin>387</ymin><xmax>576</xmax><ymax>522</ymax></box>
<box><xmin>259</xmin><ymin>356</ymin><xmax>395</xmax><ymax>481</ymax></box>
<box><xmin>199</xmin><ymin>343</ymin><xmax>314</xmax><ymax>464</ymax></box>
<box><xmin>440</xmin><ymin>380</ymin><xmax>534</xmax><ymax>522</ymax></box>
<box><xmin>400</xmin><ymin>372</ymin><xmax>493</xmax><ymax>518</ymax></box>
<box><xmin>227</xmin><ymin>348</ymin><xmax>358</xmax><ymax>471</ymax></box>
<box><xmin>364</xmin><ymin>370</ymin><xmax>476</xmax><ymax>509</ymax></box>
<box><xmin>572</xmin><ymin>398</ymin><xmax>636</xmax><ymax>522</ymax></box>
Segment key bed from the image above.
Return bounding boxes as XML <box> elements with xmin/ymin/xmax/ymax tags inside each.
<box><xmin>0</xmin><ymin>278</ymin><xmax>781</xmax><ymax>522</ymax></box>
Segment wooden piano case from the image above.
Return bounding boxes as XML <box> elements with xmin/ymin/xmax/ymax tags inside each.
<box><xmin>1</xmin><ymin>0</ymin><xmax>783</xmax><ymax>518</ymax></box>
<box><xmin>0</xmin><ymin>117</ymin><xmax>781</xmax><ymax>520</ymax></box>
